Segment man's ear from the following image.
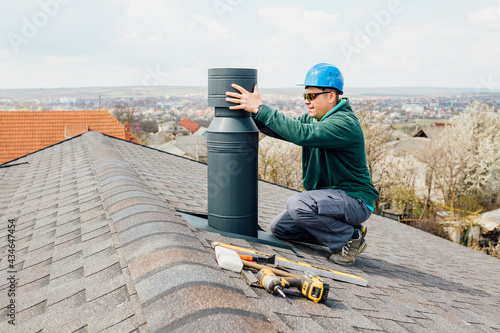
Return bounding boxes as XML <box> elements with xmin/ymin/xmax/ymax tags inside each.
<box><xmin>329</xmin><ymin>91</ymin><xmax>338</xmax><ymax>104</ymax></box>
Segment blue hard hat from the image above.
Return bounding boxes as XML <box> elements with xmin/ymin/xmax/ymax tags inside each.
<box><xmin>301</xmin><ymin>63</ymin><xmax>344</xmax><ymax>94</ymax></box>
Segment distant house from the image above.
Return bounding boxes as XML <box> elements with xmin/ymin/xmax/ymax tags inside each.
<box><xmin>158</xmin><ymin>121</ymin><xmax>190</xmax><ymax>136</ymax></box>
<box><xmin>153</xmin><ymin>134</ymin><xmax>207</xmax><ymax>163</ymax></box>
<box><xmin>146</xmin><ymin>131</ymin><xmax>172</xmax><ymax>146</ymax></box>
<box><xmin>386</xmin><ymin>124</ymin><xmax>448</xmax><ymax>157</ymax></box>
<box><xmin>178</xmin><ymin>118</ymin><xmax>200</xmax><ymax>133</ymax></box>
<box><xmin>149</xmin><ymin>126</ymin><xmax>208</xmax><ymax>161</ymax></box>
<box><xmin>0</xmin><ymin>110</ymin><xmax>141</xmax><ymax>165</ymax></box>
<box><xmin>481</xmin><ymin>208</ymin><xmax>500</xmax><ymax>225</ymax></box>
<box><xmin>413</xmin><ymin>124</ymin><xmax>447</xmax><ymax>140</ymax></box>
<box><xmin>175</xmin><ymin>135</ymin><xmax>207</xmax><ymax>162</ymax></box>
<box><xmin>381</xmin><ymin>124</ymin><xmax>410</xmax><ymax>141</ymax></box>
<box><xmin>402</xmin><ymin>103</ymin><xmax>425</xmax><ymax>114</ymax></box>
<box><xmin>193</xmin><ymin>126</ymin><xmax>208</xmax><ymax>137</ymax></box>
<box><xmin>388</xmin><ymin>137</ymin><xmax>431</xmax><ymax>157</ymax></box>
<box><xmin>153</xmin><ymin>140</ymin><xmax>190</xmax><ymax>158</ymax></box>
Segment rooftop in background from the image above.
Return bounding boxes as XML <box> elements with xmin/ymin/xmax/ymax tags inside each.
<box><xmin>178</xmin><ymin>118</ymin><xmax>200</xmax><ymax>133</ymax></box>
<box><xmin>1</xmin><ymin>131</ymin><xmax>499</xmax><ymax>332</ymax></box>
<box><xmin>0</xmin><ymin>110</ymin><xmax>141</xmax><ymax>164</ymax></box>
<box><xmin>413</xmin><ymin>126</ymin><xmax>447</xmax><ymax>140</ymax></box>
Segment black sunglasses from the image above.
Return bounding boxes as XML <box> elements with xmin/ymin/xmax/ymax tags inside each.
<box><xmin>303</xmin><ymin>91</ymin><xmax>332</xmax><ymax>101</ymax></box>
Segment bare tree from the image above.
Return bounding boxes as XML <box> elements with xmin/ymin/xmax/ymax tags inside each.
<box><xmin>378</xmin><ymin>154</ymin><xmax>425</xmax><ymax>216</ymax></box>
<box><xmin>112</xmin><ymin>102</ymin><xmax>159</xmax><ymax>145</ymax></box>
<box><xmin>112</xmin><ymin>101</ymin><xmax>138</xmax><ymax>124</ymax></box>
<box><xmin>140</xmin><ymin>119</ymin><xmax>159</xmax><ymax>133</ymax></box>
<box><xmin>258</xmin><ymin>137</ymin><xmax>303</xmax><ymax>191</ymax></box>
<box><xmin>422</xmin><ymin>102</ymin><xmax>500</xmax><ymax>212</ymax></box>
<box><xmin>355</xmin><ymin>100</ymin><xmax>397</xmax><ymax>212</ymax></box>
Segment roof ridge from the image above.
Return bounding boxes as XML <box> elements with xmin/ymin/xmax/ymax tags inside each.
<box><xmin>81</xmin><ymin>131</ymin><xmax>277</xmax><ymax>331</ymax></box>
<box><xmin>81</xmin><ymin>131</ymin><xmax>169</xmax><ymax>231</ymax></box>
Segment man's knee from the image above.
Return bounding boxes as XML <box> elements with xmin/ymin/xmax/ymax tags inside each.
<box><xmin>270</xmin><ymin>216</ymin><xmax>279</xmax><ymax>235</ymax></box>
<box><xmin>270</xmin><ymin>215</ymin><xmax>294</xmax><ymax>240</ymax></box>
<box><xmin>270</xmin><ymin>209</ymin><xmax>291</xmax><ymax>237</ymax></box>
<box><xmin>286</xmin><ymin>194</ymin><xmax>299</xmax><ymax>220</ymax></box>
<box><xmin>286</xmin><ymin>192</ymin><xmax>314</xmax><ymax>222</ymax></box>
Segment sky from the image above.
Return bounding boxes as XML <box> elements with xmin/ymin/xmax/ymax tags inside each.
<box><xmin>0</xmin><ymin>0</ymin><xmax>499</xmax><ymax>91</ymax></box>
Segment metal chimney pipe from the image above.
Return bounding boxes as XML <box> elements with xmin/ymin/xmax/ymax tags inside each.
<box><xmin>207</xmin><ymin>68</ymin><xmax>259</xmax><ymax>237</ymax></box>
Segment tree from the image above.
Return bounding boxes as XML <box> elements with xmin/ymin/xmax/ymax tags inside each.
<box><xmin>258</xmin><ymin>136</ymin><xmax>303</xmax><ymax>190</ymax></box>
<box><xmin>112</xmin><ymin>102</ymin><xmax>159</xmax><ymax>144</ymax></box>
<box><xmin>377</xmin><ymin>154</ymin><xmax>425</xmax><ymax>217</ymax></box>
<box><xmin>140</xmin><ymin>119</ymin><xmax>159</xmax><ymax>133</ymax></box>
<box><xmin>422</xmin><ymin>101</ymin><xmax>500</xmax><ymax>212</ymax></box>
<box><xmin>112</xmin><ymin>102</ymin><xmax>137</xmax><ymax>124</ymax></box>
<box><xmin>355</xmin><ymin>100</ymin><xmax>397</xmax><ymax>212</ymax></box>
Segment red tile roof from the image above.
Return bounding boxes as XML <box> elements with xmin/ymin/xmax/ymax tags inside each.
<box><xmin>0</xmin><ymin>110</ymin><xmax>141</xmax><ymax>164</ymax></box>
<box><xmin>178</xmin><ymin>118</ymin><xmax>200</xmax><ymax>133</ymax></box>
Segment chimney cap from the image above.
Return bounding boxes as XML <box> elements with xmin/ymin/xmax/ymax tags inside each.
<box><xmin>208</xmin><ymin>68</ymin><xmax>257</xmax><ymax>108</ymax></box>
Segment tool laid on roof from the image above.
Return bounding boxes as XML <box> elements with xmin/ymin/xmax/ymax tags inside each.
<box><xmin>212</xmin><ymin>241</ymin><xmax>368</xmax><ymax>287</ymax></box>
<box><xmin>214</xmin><ymin>245</ymin><xmax>330</xmax><ymax>303</ymax></box>
<box><xmin>240</xmin><ymin>269</ymin><xmax>259</xmax><ymax>286</ymax></box>
<box><xmin>256</xmin><ymin>268</ymin><xmax>287</xmax><ymax>298</ymax></box>
<box><xmin>241</xmin><ymin>259</ymin><xmax>297</xmax><ymax>278</ymax></box>
<box><xmin>256</xmin><ymin>267</ymin><xmax>329</xmax><ymax>303</ymax></box>
<box><xmin>238</xmin><ymin>253</ymin><xmax>276</xmax><ymax>265</ymax></box>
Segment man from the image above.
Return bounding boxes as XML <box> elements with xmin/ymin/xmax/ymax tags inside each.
<box><xmin>225</xmin><ymin>63</ymin><xmax>379</xmax><ymax>266</ymax></box>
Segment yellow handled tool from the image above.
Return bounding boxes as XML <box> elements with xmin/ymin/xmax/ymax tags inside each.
<box><xmin>255</xmin><ymin>267</ymin><xmax>329</xmax><ymax>303</ymax></box>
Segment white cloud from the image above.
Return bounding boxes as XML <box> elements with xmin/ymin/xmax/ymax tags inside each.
<box><xmin>115</xmin><ymin>0</ymin><xmax>239</xmax><ymax>69</ymax></box>
<box><xmin>0</xmin><ymin>61</ymin><xmax>145</xmax><ymax>88</ymax></box>
<box><xmin>119</xmin><ymin>0</ymin><xmax>185</xmax><ymax>43</ymax></box>
<box><xmin>246</xmin><ymin>5</ymin><xmax>345</xmax><ymax>87</ymax></box>
<box><xmin>258</xmin><ymin>5</ymin><xmax>340</xmax><ymax>35</ymax></box>
<box><xmin>467</xmin><ymin>4</ymin><xmax>500</xmax><ymax>30</ymax></box>
<box><xmin>121</xmin><ymin>30</ymin><xmax>141</xmax><ymax>43</ymax></box>
<box><xmin>192</xmin><ymin>14</ymin><xmax>237</xmax><ymax>42</ymax></box>
<box><xmin>1</xmin><ymin>1</ymin><xmax>499</xmax><ymax>89</ymax></box>
<box><xmin>258</xmin><ymin>5</ymin><xmax>341</xmax><ymax>51</ymax></box>
<box><xmin>144</xmin><ymin>33</ymin><xmax>164</xmax><ymax>46</ymax></box>
<box><xmin>338</xmin><ymin>23</ymin><xmax>442</xmax><ymax>85</ymax></box>
<box><xmin>43</xmin><ymin>55</ymin><xmax>90</xmax><ymax>65</ymax></box>
<box><xmin>340</xmin><ymin>19</ymin><xmax>500</xmax><ymax>88</ymax></box>
<box><xmin>0</xmin><ymin>50</ymin><xmax>13</xmax><ymax>56</ymax></box>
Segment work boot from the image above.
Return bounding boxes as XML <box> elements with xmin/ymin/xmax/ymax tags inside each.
<box><xmin>329</xmin><ymin>230</ymin><xmax>364</xmax><ymax>267</ymax></box>
<box><xmin>357</xmin><ymin>225</ymin><xmax>367</xmax><ymax>254</ymax></box>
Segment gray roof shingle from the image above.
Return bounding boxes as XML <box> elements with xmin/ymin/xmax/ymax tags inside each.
<box><xmin>1</xmin><ymin>131</ymin><xmax>499</xmax><ymax>332</ymax></box>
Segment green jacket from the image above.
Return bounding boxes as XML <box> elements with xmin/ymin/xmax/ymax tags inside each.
<box><xmin>254</xmin><ymin>98</ymin><xmax>379</xmax><ymax>208</ymax></box>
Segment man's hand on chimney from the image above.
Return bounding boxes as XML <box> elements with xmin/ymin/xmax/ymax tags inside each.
<box><xmin>226</xmin><ymin>84</ymin><xmax>263</xmax><ymax>113</ymax></box>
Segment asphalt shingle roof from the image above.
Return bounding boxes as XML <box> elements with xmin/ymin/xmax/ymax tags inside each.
<box><xmin>1</xmin><ymin>131</ymin><xmax>499</xmax><ymax>332</ymax></box>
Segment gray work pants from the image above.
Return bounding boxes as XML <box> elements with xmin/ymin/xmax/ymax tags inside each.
<box><xmin>270</xmin><ymin>189</ymin><xmax>372</xmax><ymax>253</ymax></box>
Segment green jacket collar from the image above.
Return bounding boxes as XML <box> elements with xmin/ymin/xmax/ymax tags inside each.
<box><xmin>313</xmin><ymin>98</ymin><xmax>348</xmax><ymax>122</ymax></box>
